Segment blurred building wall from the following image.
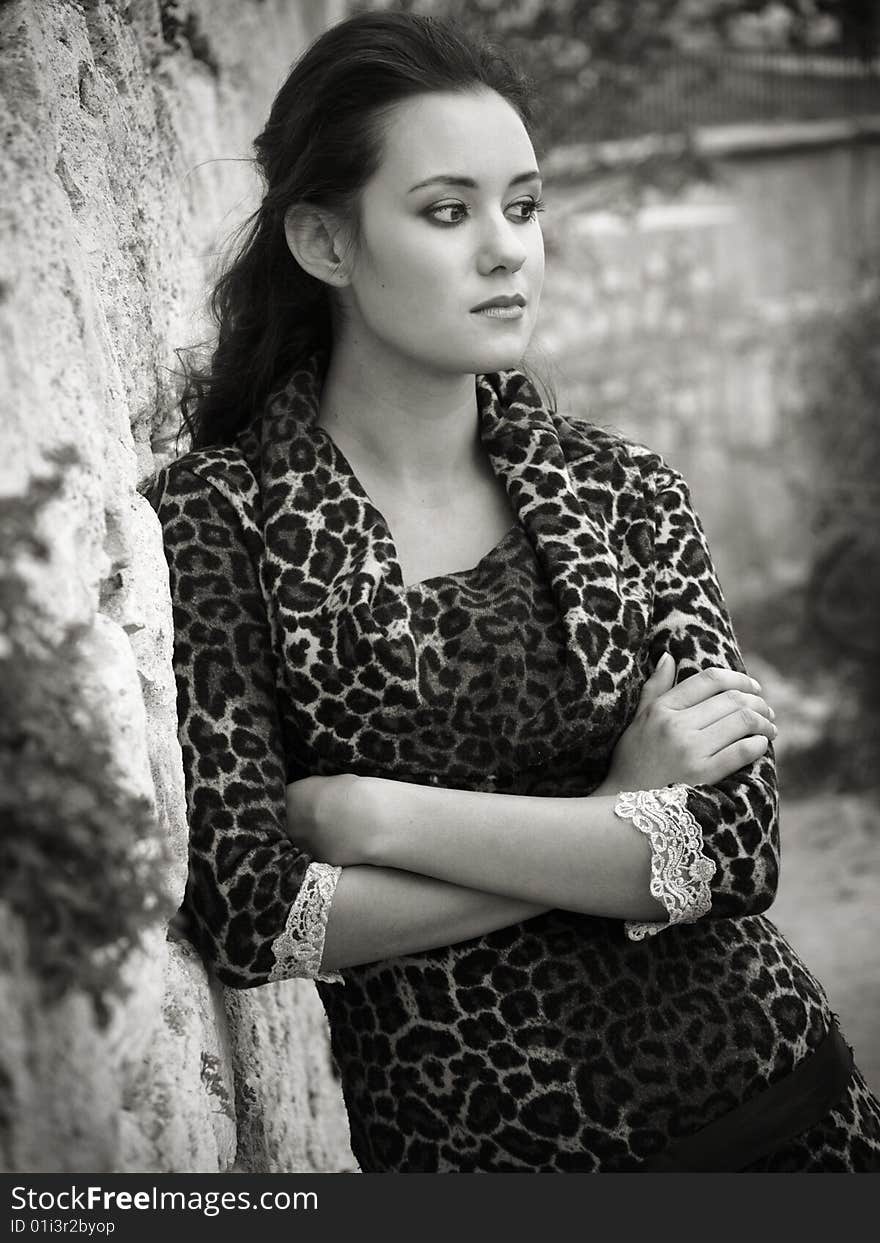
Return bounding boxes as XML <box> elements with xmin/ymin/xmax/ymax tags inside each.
<box><xmin>0</xmin><ymin>0</ymin><xmax>356</xmax><ymax>1173</ymax></box>
<box><xmin>539</xmin><ymin>123</ymin><xmax>880</xmax><ymax>606</ymax></box>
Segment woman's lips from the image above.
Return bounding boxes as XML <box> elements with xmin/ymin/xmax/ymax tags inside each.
<box><xmin>471</xmin><ymin>304</ymin><xmax>525</xmax><ymax>320</ymax></box>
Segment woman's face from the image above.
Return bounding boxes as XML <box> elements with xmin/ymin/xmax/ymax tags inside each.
<box><xmin>338</xmin><ymin>87</ymin><xmax>545</xmax><ymax>376</ymax></box>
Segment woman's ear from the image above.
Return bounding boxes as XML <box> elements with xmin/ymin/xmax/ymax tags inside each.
<box><xmin>283</xmin><ymin>203</ymin><xmax>354</xmax><ymax>288</ymax></box>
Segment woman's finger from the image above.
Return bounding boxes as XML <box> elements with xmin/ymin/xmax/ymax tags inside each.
<box><xmin>662</xmin><ymin>666</ymin><xmax>761</xmax><ymax>711</ymax></box>
<box><xmin>699</xmin><ymin>707</ymin><xmax>777</xmax><ymax>756</ymax></box>
<box><xmin>684</xmin><ymin>690</ymin><xmax>774</xmax><ymax>730</ymax></box>
<box><xmin>697</xmin><ymin>734</ymin><xmax>771</xmax><ymax>785</ymax></box>
<box><xmin>638</xmin><ymin>652</ymin><xmax>677</xmax><ymax>706</ymax></box>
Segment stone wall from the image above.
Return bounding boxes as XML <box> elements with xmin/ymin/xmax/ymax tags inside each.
<box><xmin>0</xmin><ymin>0</ymin><xmax>356</xmax><ymax>1173</ymax></box>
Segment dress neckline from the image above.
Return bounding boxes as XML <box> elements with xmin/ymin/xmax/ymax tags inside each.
<box><xmin>403</xmin><ymin>521</ymin><xmax>522</xmax><ymax>594</ymax></box>
<box><xmin>308</xmin><ymin>422</ymin><xmax>521</xmax><ymax>594</ymax></box>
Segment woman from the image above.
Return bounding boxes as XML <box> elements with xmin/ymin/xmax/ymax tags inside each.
<box><xmin>147</xmin><ymin>10</ymin><xmax>880</xmax><ymax>1172</ymax></box>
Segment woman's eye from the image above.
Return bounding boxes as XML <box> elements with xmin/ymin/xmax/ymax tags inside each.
<box><xmin>427</xmin><ymin>202</ymin><xmax>469</xmax><ymax>226</ymax></box>
<box><xmin>507</xmin><ymin>196</ymin><xmax>545</xmax><ymax>223</ymax></box>
<box><xmin>424</xmin><ymin>197</ymin><xmax>545</xmax><ymax>227</ymax></box>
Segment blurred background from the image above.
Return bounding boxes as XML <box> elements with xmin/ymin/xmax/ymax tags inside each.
<box><xmin>358</xmin><ymin>0</ymin><xmax>880</xmax><ymax>1089</ymax></box>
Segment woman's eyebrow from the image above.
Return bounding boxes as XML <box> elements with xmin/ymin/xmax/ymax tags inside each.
<box><xmin>407</xmin><ymin>170</ymin><xmax>541</xmax><ymax>193</ymax></box>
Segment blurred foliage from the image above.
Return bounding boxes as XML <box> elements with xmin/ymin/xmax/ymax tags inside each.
<box><xmin>356</xmin><ymin>2</ymin><xmax>880</xmax><ymax>148</ymax></box>
<box><xmin>0</xmin><ymin>447</ymin><xmax>175</xmax><ymax>1026</ymax></box>
<box><xmin>737</xmin><ymin>281</ymin><xmax>880</xmax><ymax>794</ymax></box>
<box><xmin>800</xmin><ymin>280</ymin><xmax>880</xmax><ymax>667</ymax></box>
<box><xmin>799</xmin><ymin>279</ymin><xmax>880</xmax><ymax>498</ymax></box>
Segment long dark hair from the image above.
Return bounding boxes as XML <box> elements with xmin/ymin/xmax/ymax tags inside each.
<box><xmin>178</xmin><ymin>10</ymin><xmax>537</xmax><ymax>450</ymax></box>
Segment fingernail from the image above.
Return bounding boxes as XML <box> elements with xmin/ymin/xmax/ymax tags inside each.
<box><xmin>770</xmin><ymin>723</ymin><xmax>778</xmax><ymax>736</ymax></box>
<box><xmin>751</xmin><ymin>678</ymin><xmax>761</xmax><ymax>691</ymax></box>
<box><xmin>768</xmin><ymin>707</ymin><xmax>776</xmax><ymax>720</ymax></box>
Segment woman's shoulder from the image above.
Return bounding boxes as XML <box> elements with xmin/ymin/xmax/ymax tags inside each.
<box><xmin>549</xmin><ymin>408</ymin><xmax>682</xmax><ymax>496</ymax></box>
<box><xmin>141</xmin><ymin>445</ymin><xmax>259</xmax><ymax>517</ymax></box>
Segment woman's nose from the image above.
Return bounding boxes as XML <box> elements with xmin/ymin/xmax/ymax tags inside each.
<box><xmin>476</xmin><ymin>213</ymin><xmax>527</xmax><ymax>275</ymax></box>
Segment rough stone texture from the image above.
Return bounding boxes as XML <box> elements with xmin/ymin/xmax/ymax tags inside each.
<box><xmin>117</xmin><ymin>935</ymin><xmax>238</xmax><ymax>1173</ymax></box>
<box><xmin>225</xmin><ymin>984</ymin><xmax>359</xmax><ymax>1174</ymax></box>
<box><xmin>0</xmin><ymin>0</ymin><xmax>355</xmax><ymax>1174</ymax></box>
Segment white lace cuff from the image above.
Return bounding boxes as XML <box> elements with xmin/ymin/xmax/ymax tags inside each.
<box><xmin>613</xmin><ymin>784</ymin><xmax>716</xmax><ymax>941</ymax></box>
<box><xmin>267</xmin><ymin>861</ymin><xmax>344</xmax><ymax>983</ymax></box>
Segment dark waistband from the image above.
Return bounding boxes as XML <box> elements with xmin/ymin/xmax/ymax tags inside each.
<box><xmin>643</xmin><ymin>1020</ymin><xmax>854</xmax><ymax>1173</ymax></box>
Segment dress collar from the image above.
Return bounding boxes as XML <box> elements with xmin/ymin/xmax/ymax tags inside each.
<box><xmin>233</xmin><ymin>350</ymin><xmax>646</xmax><ymax>729</ymax></box>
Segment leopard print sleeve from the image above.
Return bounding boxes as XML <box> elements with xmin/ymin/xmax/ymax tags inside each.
<box><xmin>640</xmin><ymin>461</ymin><xmax>780</xmax><ymax>924</ymax></box>
<box><xmin>146</xmin><ymin>460</ymin><xmax>343</xmax><ymax>988</ymax></box>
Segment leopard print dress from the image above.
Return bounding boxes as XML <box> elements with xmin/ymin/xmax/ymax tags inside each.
<box><xmin>147</xmin><ymin>352</ymin><xmax>880</xmax><ymax>1172</ymax></box>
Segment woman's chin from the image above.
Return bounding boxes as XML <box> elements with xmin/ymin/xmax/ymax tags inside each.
<box><xmin>460</xmin><ymin>338</ymin><xmax>531</xmax><ymax>375</ymax></box>
<box><xmin>474</xmin><ymin>348</ymin><xmax>528</xmax><ymax>374</ymax></box>
<box><xmin>396</xmin><ymin>333</ymin><xmax>532</xmax><ymax>378</ymax></box>
<box><xmin>466</xmin><ymin>322</ymin><xmax>536</xmax><ymax>373</ymax></box>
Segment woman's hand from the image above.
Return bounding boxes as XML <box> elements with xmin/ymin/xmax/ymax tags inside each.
<box><xmin>284</xmin><ymin>773</ymin><xmax>370</xmax><ymax>866</ymax></box>
<box><xmin>597</xmin><ymin>653</ymin><xmax>777</xmax><ymax>794</ymax></box>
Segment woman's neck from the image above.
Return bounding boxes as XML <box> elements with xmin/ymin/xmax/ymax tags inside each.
<box><xmin>317</xmin><ymin>339</ymin><xmax>483</xmax><ymax>500</ymax></box>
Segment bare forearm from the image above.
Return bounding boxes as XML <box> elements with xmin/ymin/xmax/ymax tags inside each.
<box><xmin>319</xmin><ymin>864</ymin><xmax>549</xmax><ymax>973</ymax></box>
<box><xmin>363</xmin><ymin>779</ymin><xmax>667</xmax><ymax>921</ymax></box>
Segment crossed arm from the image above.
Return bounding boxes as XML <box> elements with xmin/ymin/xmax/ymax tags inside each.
<box><xmin>292</xmin><ymin>464</ymin><xmax>781</xmax><ymax>975</ymax></box>
<box><xmin>290</xmin><ymin>661</ymin><xmax>774</xmax><ymax>973</ymax></box>
<box><xmin>153</xmin><ymin>458</ymin><xmax>779</xmax><ymax>986</ymax></box>
<box><xmin>294</xmin><ymin>786</ymin><xmax>660</xmax><ymax>976</ymax></box>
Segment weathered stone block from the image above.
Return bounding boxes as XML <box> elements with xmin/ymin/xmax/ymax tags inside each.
<box><xmin>118</xmin><ymin>935</ymin><xmax>238</xmax><ymax>1173</ymax></box>
<box><xmin>225</xmin><ymin>982</ymin><xmax>358</xmax><ymax>1174</ymax></box>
